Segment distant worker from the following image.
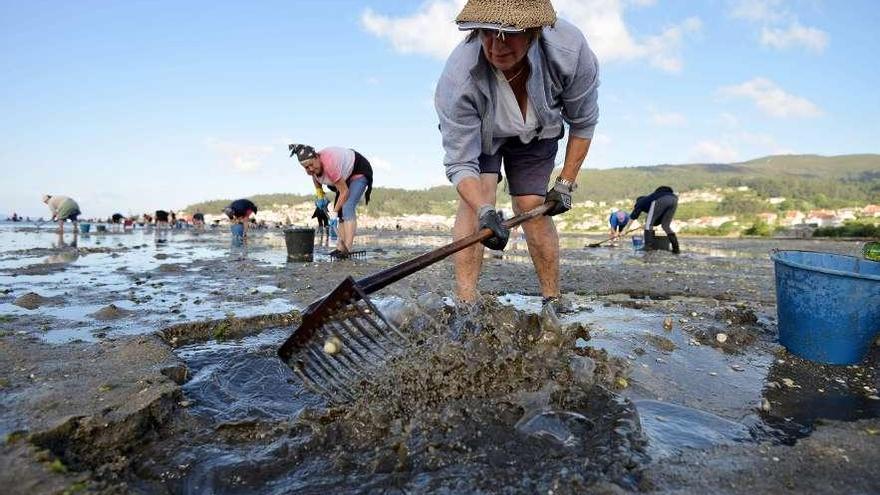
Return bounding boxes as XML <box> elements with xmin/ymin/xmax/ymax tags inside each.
<box><xmin>192</xmin><ymin>212</ymin><xmax>205</xmax><ymax>230</ymax></box>
<box><xmin>224</xmin><ymin>198</ymin><xmax>258</xmax><ymax>244</ymax></box>
<box><xmin>630</xmin><ymin>186</ymin><xmax>679</xmax><ymax>254</ymax></box>
<box><xmin>154</xmin><ymin>209</ymin><xmax>170</xmax><ymax>243</ymax></box>
<box><xmin>312</xmin><ymin>190</ymin><xmax>331</xmax><ymax>238</ymax></box>
<box><xmin>42</xmin><ymin>194</ymin><xmax>81</xmax><ymax>238</ymax></box>
<box><xmin>111</xmin><ymin>213</ymin><xmax>124</xmax><ymax>233</ymax></box>
<box><xmin>608</xmin><ymin>210</ymin><xmax>631</xmax><ymax>245</ymax></box>
<box><xmin>290</xmin><ymin>143</ymin><xmax>374</xmax><ymax>258</ymax></box>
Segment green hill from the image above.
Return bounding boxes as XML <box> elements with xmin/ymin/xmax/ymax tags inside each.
<box><xmin>184</xmin><ymin>154</ymin><xmax>880</xmax><ymax>216</ymax></box>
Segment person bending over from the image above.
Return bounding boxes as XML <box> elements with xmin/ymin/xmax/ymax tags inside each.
<box><xmin>630</xmin><ymin>186</ymin><xmax>679</xmax><ymax>254</ymax></box>
<box><xmin>224</xmin><ymin>198</ymin><xmax>258</xmax><ymax>245</ymax></box>
<box><xmin>435</xmin><ymin>0</ymin><xmax>599</xmax><ymax>313</ymax></box>
<box><xmin>290</xmin><ymin>143</ymin><xmax>374</xmax><ymax>258</ymax></box>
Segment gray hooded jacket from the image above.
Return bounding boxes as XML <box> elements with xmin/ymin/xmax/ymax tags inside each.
<box><xmin>435</xmin><ymin>18</ymin><xmax>599</xmax><ymax>186</ymax></box>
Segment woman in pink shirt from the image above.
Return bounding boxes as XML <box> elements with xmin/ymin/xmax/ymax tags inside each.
<box><xmin>290</xmin><ymin>144</ymin><xmax>374</xmax><ymax>257</ymax></box>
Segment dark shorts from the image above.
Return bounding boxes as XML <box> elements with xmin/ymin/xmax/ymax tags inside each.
<box><xmin>155</xmin><ymin>210</ymin><xmax>169</xmax><ymax>222</ymax></box>
<box><xmin>478</xmin><ymin>136</ymin><xmax>560</xmax><ymax>196</ymax></box>
<box><xmin>64</xmin><ymin>210</ymin><xmax>81</xmax><ymax>222</ymax></box>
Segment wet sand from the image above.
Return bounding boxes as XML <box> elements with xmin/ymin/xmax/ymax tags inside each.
<box><xmin>0</xmin><ymin>223</ymin><xmax>877</xmax><ymax>493</ymax></box>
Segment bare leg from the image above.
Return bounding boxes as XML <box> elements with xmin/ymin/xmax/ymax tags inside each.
<box><xmin>453</xmin><ymin>174</ymin><xmax>499</xmax><ymax>302</ymax></box>
<box><xmin>339</xmin><ymin>219</ymin><xmax>356</xmax><ymax>252</ymax></box>
<box><xmin>57</xmin><ymin>220</ymin><xmax>64</xmax><ymax>235</ymax></box>
<box><xmin>514</xmin><ymin>195</ymin><xmax>559</xmax><ymax>298</ymax></box>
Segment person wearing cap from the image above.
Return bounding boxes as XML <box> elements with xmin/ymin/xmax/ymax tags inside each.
<box><xmin>42</xmin><ymin>194</ymin><xmax>81</xmax><ymax>239</ymax></box>
<box><xmin>435</xmin><ymin>0</ymin><xmax>599</xmax><ymax>312</ymax></box>
<box><xmin>290</xmin><ymin>143</ymin><xmax>374</xmax><ymax>258</ymax></box>
<box><xmin>608</xmin><ymin>210</ymin><xmax>631</xmax><ymax>245</ymax></box>
<box><xmin>224</xmin><ymin>199</ymin><xmax>258</xmax><ymax>244</ymax></box>
<box><xmin>630</xmin><ymin>186</ymin><xmax>680</xmax><ymax>254</ymax></box>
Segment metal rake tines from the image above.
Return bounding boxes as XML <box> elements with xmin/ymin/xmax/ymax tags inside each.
<box><xmin>280</xmin><ymin>282</ymin><xmax>411</xmax><ymax>403</ymax></box>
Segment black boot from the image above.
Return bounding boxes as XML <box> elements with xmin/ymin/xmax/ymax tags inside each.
<box><xmin>644</xmin><ymin>230</ymin><xmax>656</xmax><ymax>251</ymax></box>
<box><xmin>668</xmin><ymin>233</ymin><xmax>680</xmax><ymax>254</ymax></box>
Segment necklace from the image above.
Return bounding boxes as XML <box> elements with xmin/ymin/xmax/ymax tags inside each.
<box><xmin>505</xmin><ymin>66</ymin><xmax>526</xmax><ymax>83</ymax></box>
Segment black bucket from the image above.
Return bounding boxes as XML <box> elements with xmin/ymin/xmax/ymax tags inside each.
<box><xmin>650</xmin><ymin>235</ymin><xmax>671</xmax><ymax>251</ymax></box>
<box><xmin>284</xmin><ymin>228</ymin><xmax>315</xmax><ymax>261</ymax></box>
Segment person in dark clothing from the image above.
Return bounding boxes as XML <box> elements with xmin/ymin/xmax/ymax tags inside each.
<box><xmin>630</xmin><ymin>186</ymin><xmax>680</xmax><ymax>254</ymax></box>
<box><xmin>110</xmin><ymin>213</ymin><xmax>124</xmax><ymax>232</ymax></box>
<box><xmin>192</xmin><ymin>212</ymin><xmax>205</xmax><ymax>230</ymax></box>
<box><xmin>154</xmin><ymin>210</ymin><xmax>169</xmax><ymax>225</ymax></box>
<box><xmin>224</xmin><ymin>199</ymin><xmax>258</xmax><ymax>244</ymax></box>
<box><xmin>154</xmin><ymin>210</ymin><xmax>170</xmax><ymax>243</ymax></box>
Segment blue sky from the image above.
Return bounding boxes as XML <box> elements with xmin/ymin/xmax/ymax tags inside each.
<box><xmin>2</xmin><ymin>0</ymin><xmax>877</xmax><ymax>217</ymax></box>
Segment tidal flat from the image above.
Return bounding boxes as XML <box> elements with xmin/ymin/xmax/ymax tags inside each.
<box><xmin>0</xmin><ymin>222</ymin><xmax>877</xmax><ymax>494</ymax></box>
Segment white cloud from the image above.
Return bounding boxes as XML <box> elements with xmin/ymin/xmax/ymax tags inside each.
<box><xmin>689</xmin><ymin>131</ymin><xmax>792</xmax><ymax>163</ymax></box>
<box><xmin>369</xmin><ymin>156</ymin><xmax>393</xmax><ymax>171</ymax></box>
<box><xmin>649</xmin><ymin>107</ymin><xmax>687</xmax><ymax>127</ymax></box>
<box><xmin>361</xmin><ymin>0</ymin><xmax>702</xmax><ymax>72</ymax></box>
<box><xmin>689</xmin><ymin>140</ymin><xmax>740</xmax><ymax>163</ymax></box>
<box><xmin>719</xmin><ymin>112</ymin><xmax>739</xmax><ymax>127</ymax></box>
<box><xmin>592</xmin><ymin>132</ymin><xmax>612</xmax><ymax>147</ymax></box>
<box><xmin>761</xmin><ymin>22</ymin><xmax>828</xmax><ymax>53</ymax></box>
<box><xmin>735</xmin><ymin>131</ymin><xmax>792</xmax><ymax>154</ymax></box>
<box><xmin>727</xmin><ymin>0</ymin><xmax>828</xmax><ymax>54</ymax></box>
<box><xmin>728</xmin><ymin>0</ymin><xmax>788</xmax><ymax>23</ymax></box>
<box><xmin>361</xmin><ymin>2</ymin><xmax>463</xmax><ymax>60</ymax></box>
<box><xmin>205</xmin><ymin>138</ymin><xmax>274</xmax><ymax>172</ymax></box>
<box><xmin>719</xmin><ymin>78</ymin><xmax>822</xmax><ymax>118</ymax></box>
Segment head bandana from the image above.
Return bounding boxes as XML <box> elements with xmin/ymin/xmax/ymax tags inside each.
<box><xmin>289</xmin><ymin>144</ymin><xmax>318</xmax><ymax>163</ymax></box>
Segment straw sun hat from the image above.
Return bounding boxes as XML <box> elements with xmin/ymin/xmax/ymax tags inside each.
<box><xmin>456</xmin><ymin>0</ymin><xmax>557</xmax><ymax>32</ymax></box>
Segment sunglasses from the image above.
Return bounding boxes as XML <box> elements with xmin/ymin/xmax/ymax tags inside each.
<box><xmin>479</xmin><ymin>29</ymin><xmax>529</xmax><ymax>42</ymax></box>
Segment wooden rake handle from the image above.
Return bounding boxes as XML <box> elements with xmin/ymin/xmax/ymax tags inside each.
<box><xmin>358</xmin><ymin>203</ymin><xmax>553</xmax><ymax>295</ymax></box>
<box><xmin>590</xmin><ymin>224</ymin><xmax>641</xmax><ymax>247</ymax></box>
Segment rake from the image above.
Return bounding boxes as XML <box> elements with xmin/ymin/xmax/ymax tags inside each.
<box><xmin>278</xmin><ymin>203</ymin><xmax>552</xmax><ymax>402</ymax></box>
<box><xmin>586</xmin><ymin>224</ymin><xmax>641</xmax><ymax>248</ymax></box>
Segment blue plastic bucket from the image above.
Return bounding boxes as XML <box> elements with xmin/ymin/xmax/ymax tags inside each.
<box><xmin>632</xmin><ymin>236</ymin><xmax>644</xmax><ymax>251</ymax></box>
<box><xmin>79</xmin><ymin>223</ymin><xmax>91</xmax><ymax>234</ymax></box>
<box><xmin>771</xmin><ymin>250</ymin><xmax>880</xmax><ymax>365</ymax></box>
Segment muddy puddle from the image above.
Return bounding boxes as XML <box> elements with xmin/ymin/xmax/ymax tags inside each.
<box><xmin>499</xmin><ymin>293</ymin><xmax>878</xmax><ymax>455</ymax></box>
<box><xmin>126</xmin><ymin>300</ymin><xmax>648</xmax><ymax>493</ymax></box>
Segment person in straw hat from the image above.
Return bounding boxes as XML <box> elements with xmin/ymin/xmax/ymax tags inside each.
<box><xmin>435</xmin><ymin>0</ymin><xmax>599</xmax><ymax>314</ymax></box>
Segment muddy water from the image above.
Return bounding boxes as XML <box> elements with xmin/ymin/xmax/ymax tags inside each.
<box><xmin>1</xmin><ymin>222</ymin><xmax>877</xmax><ymax>492</ymax></box>
<box><xmin>132</xmin><ymin>301</ymin><xmax>648</xmax><ymax>493</ymax></box>
<box><xmin>0</xmin><ymin>224</ymin><xmax>301</xmax><ymax>342</ymax></box>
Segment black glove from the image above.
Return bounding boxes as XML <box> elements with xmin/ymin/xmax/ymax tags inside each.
<box><xmin>477</xmin><ymin>205</ymin><xmax>509</xmax><ymax>251</ymax></box>
<box><xmin>544</xmin><ymin>182</ymin><xmax>572</xmax><ymax>216</ymax></box>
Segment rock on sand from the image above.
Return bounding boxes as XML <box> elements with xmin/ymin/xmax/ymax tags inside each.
<box><xmin>91</xmin><ymin>304</ymin><xmax>133</xmax><ymax>321</ymax></box>
<box><xmin>13</xmin><ymin>292</ymin><xmax>51</xmax><ymax>310</ymax></box>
